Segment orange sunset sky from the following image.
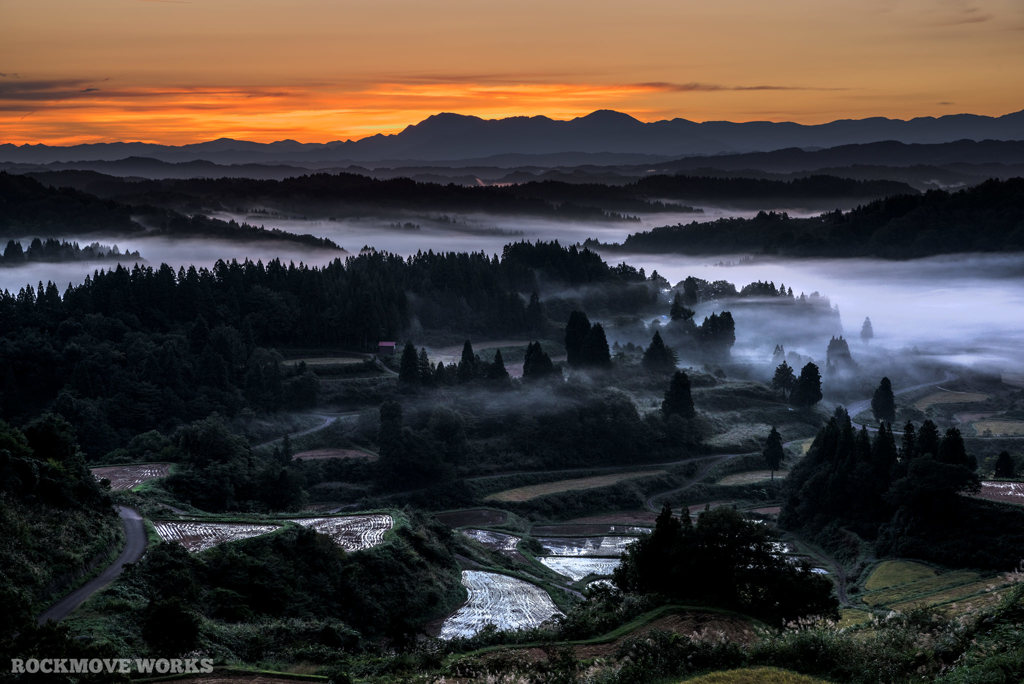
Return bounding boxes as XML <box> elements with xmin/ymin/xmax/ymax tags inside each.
<box><xmin>2</xmin><ymin>0</ymin><xmax>1023</xmax><ymax>145</ymax></box>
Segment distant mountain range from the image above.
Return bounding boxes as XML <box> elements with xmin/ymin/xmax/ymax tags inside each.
<box><xmin>2</xmin><ymin>109</ymin><xmax>1024</xmax><ymax>167</ymax></box>
<box><xmin>3</xmin><ymin>139</ymin><xmax>1023</xmax><ymax>191</ymax></box>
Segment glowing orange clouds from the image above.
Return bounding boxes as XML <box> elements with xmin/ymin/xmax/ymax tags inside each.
<box><xmin>2</xmin><ymin>0</ymin><xmax>1022</xmax><ymax>144</ymax></box>
<box><xmin>0</xmin><ymin>80</ymin><xmax>670</xmax><ymax>145</ymax></box>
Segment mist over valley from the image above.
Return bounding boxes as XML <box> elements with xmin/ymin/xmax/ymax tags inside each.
<box><xmin>4</xmin><ymin>116</ymin><xmax>1024</xmax><ymax>683</ymax></box>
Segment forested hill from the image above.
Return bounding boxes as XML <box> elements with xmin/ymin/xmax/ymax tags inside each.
<box><xmin>597</xmin><ymin>177</ymin><xmax>1024</xmax><ymax>259</ymax></box>
<box><xmin>21</xmin><ymin>171</ymin><xmax>663</xmax><ymax>221</ymax></box>
<box><xmin>630</xmin><ymin>174</ymin><xmax>913</xmax><ymax>204</ymax></box>
<box><xmin>16</xmin><ymin>168</ymin><xmax>917</xmax><ymax>222</ymax></box>
<box><xmin>0</xmin><ymin>242</ymin><xmax>649</xmax><ymax>455</ymax></box>
<box><xmin>0</xmin><ymin>172</ymin><xmax>340</xmax><ymax>249</ymax></box>
<box><xmin>0</xmin><ymin>238</ymin><xmax>141</xmax><ymax>266</ymax></box>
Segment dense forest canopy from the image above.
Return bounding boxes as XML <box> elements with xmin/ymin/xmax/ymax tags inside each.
<box><xmin>10</xmin><ymin>169</ymin><xmax>918</xmax><ymax>226</ymax></box>
<box><xmin>780</xmin><ymin>407</ymin><xmax>1024</xmax><ymax>570</ymax></box>
<box><xmin>596</xmin><ymin>178</ymin><xmax>1024</xmax><ymax>258</ymax></box>
<box><xmin>0</xmin><ymin>242</ymin><xmax>653</xmax><ymax>455</ymax></box>
<box><xmin>0</xmin><ymin>172</ymin><xmax>340</xmax><ymax>248</ymax></box>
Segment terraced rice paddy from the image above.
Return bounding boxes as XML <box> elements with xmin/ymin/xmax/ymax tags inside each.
<box><xmin>702</xmin><ymin>422</ymin><xmax>773</xmax><ymax>450</ymax></box>
<box><xmin>680</xmin><ymin>666</ymin><xmax>832</xmax><ymax>683</ymax></box>
<box><xmin>533</xmin><ymin>522</ymin><xmax>651</xmax><ymax>536</ymax></box>
<box><xmin>484</xmin><ymin>470</ymin><xmax>666</xmax><ymax>502</ymax></box>
<box><xmin>971</xmin><ymin>419</ymin><xmax>1024</xmax><ymax>436</ymax></box>
<box><xmin>860</xmin><ymin>560</ymin><xmax>1013</xmax><ymax>614</ymax></box>
<box><xmin>717</xmin><ymin>470</ymin><xmax>787</xmax><ymax>485</ymax></box>
<box><xmin>439</xmin><ymin>570</ymin><xmax>562</xmax><ymax>639</ymax></box>
<box><xmin>837</xmin><ymin>608</ymin><xmax>872</xmax><ymax>628</ymax></box>
<box><xmin>863</xmin><ymin>572</ymin><xmax>978</xmax><ymax>606</ymax></box>
<box><xmin>292</xmin><ymin>448</ymin><xmax>377</xmax><ymax>461</ymax></box>
<box><xmin>538</xmin><ymin>557</ymin><xmax>621</xmax><ymax>581</ymax></box>
<box><xmin>973</xmin><ymin>481</ymin><xmax>1024</xmax><ymax>505</ymax></box>
<box><xmin>914</xmin><ymin>390</ymin><xmax>988</xmax><ymax>410</ymax></box>
<box><xmin>460</xmin><ymin>528</ymin><xmax>521</xmax><ymax>554</ymax></box>
<box><xmin>292</xmin><ymin>514</ymin><xmax>392</xmax><ymax>551</ymax></box>
<box><xmin>153</xmin><ymin>521</ymin><xmax>281</xmax><ymax>552</ymax></box>
<box><xmin>283</xmin><ymin>356</ymin><xmax>367</xmax><ymax>366</ymax></box>
<box><xmin>538</xmin><ymin>536</ymin><xmax>637</xmax><ymax>557</ymax></box>
<box><xmin>435</xmin><ymin>508</ymin><xmax>509</xmax><ymax>528</ymax></box>
<box><xmin>91</xmin><ymin>463</ymin><xmax>170</xmax><ymax>491</ymax></box>
<box><xmin>864</xmin><ymin>560</ymin><xmax>936</xmax><ymax>590</ymax></box>
<box><xmin>886</xmin><ymin>578</ymin><xmax>1010</xmax><ymax>612</ymax></box>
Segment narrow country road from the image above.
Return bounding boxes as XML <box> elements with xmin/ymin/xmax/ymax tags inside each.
<box><xmin>37</xmin><ymin>506</ymin><xmax>146</xmax><ymax>625</ymax></box>
<box><xmin>644</xmin><ymin>452</ymin><xmax>739</xmax><ymax>512</ymax></box>
<box><xmin>255</xmin><ymin>411</ymin><xmax>364</xmax><ymax>451</ymax></box>
<box><xmin>847</xmin><ymin>372</ymin><xmax>957</xmax><ymax>432</ymax></box>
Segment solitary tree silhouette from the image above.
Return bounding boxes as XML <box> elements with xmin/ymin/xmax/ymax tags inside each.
<box><xmin>763</xmin><ymin>426</ymin><xmax>785</xmax><ymax>480</ymax></box>
<box><xmin>871</xmin><ymin>377</ymin><xmax>896</xmax><ymax>423</ymax></box>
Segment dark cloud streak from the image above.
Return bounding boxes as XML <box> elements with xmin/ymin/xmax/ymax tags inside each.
<box><xmin>0</xmin><ymin>79</ymin><xmax>294</xmax><ymax>103</ymax></box>
<box><xmin>0</xmin><ymin>79</ymin><xmax>96</xmax><ymax>100</ymax></box>
<box><xmin>638</xmin><ymin>82</ymin><xmax>848</xmax><ymax>92</ymax></box>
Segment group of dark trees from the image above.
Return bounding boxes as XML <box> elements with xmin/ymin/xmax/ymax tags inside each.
<box><xmin>696</xmin><ymin>312</ymin><xmax>736</xmax><ymax>361</ymax></box>
<box><xmin>824</xmin><ymin>336</ymin><xmax>856</xmax><ymax>376</ymax></box>
<box><xmin>781</xmin><ymin>407</ymin><xmax>1024</xmax><ymax>569</ymax></box>
<box><xmin>0</xmin><ymin>172</ymin><xmax>339</xmax><ymax>248</ymax></box>
<box><xmin>162</xmin><ymin>416</ymin><xmax>307</xmax><ymax>512</ymax></box>
<box><xmin>609</xmin><ymin>178</ymin><xmax>1024</xmax><ymax>258</ymax></box>
<box><xmin>0</xmin><ymin>293</ymin><xmax>319</xmax><ymax>456</ymax></box>
<box><xmin>522</xmin><ymin>341</ymin><xmax>557</xmax><ymax>380</ymax></box>
<box><xmin>376</xmin><ymin>401</ymin><xmax>468</xmax><ymax>492</ymax></box>
<box><xmin>673</xmin><ymin>276</ymin><xmax>803</xmax><ymax>305</ymax></box>
<box><xmin>398</xmin><ymin>339</ymin><xmax>561</xmax><ymax>390</ymax></box>
<box><xmin>372</xmin><ymin>361</ymin><xmax>704</xmax><ymax>494</ymax></box>
<box><xmin>565</xmin><ymin>311</ymin><xmax>612</xmax><ymax>369</ymax></box>
<box><xmin>658</xmin><ymin>299</ymin><xmax>737</xmax><ymax>364</ymax></box>
<box><xmin>0</xmin><ymin>242</ymin><xmax>648</xmax><ymax>456</ymax></box>
<box><xmin>782</xmin><ymin>408</ymin><xmax>972</xmax><ymax>539</ymax></box>
<box><xmin>641</xmin><ymin>331</ymin><xmax>678</xmax><ymax>373</ymax></box>
<box><xmin>1</xmin><ymin>238</ymin><xmax>140</xmax><ymax>266</ymax></box>
<box><xmin>771</xmin><ymin>361</ymin><xmax>822</xmax><ymax>407</ymax></box>
<box><xmin>398</xmin><ymin>340</ymin><xmax>531</xmax><ymax>389</ymax></box>
<box><xmin>615</xmin><ymin>504</ymin><xmax>837</xmax><ymax>627</ymax></box>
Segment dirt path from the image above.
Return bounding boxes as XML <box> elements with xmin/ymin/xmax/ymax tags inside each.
<box><xmin>787</xmin><ymin>536</ymin><xmax>852</xmax><ymax>605</ymax></box>
<box><xmin>374</xmin><ymin>356</ymin><xmax>398</xmax><ymax>376</ymax></box>
<box><xmin>468</xmin><ymin>452</ymin><xmax>731</xmax><ymax>487</ymax></box>
<box><xmin>642</xmin><ymin>439</ymin><xmax>809</xmax><ymax>513</ymax></box>
<box><xmin>37</xmin><ymin>506</ymin><xmax>147</xmax><ymax>624</ymax></box>
<box><xmin>644</xmin><ymin>453</ymin><xmax>739</xmax><ymax>512</ymax></box>
<box><xmin>255</xmin><ymin>411</ymin><xmax>362</xmax><ymax>450</ymax></box>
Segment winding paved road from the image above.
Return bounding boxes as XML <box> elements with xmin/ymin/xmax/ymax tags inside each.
<box><xmin>37</xmin><ymin>506</ymin><xmax>147</xmax><ymax>625</ymax></box>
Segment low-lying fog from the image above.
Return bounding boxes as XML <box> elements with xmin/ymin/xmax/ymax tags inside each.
<box><xmin>0</xmin><ymin>205</ymin><xmax>799</xmax><ymax>294</ymax></box>
<box><xmin>2</xmin><ymin>206</ymin><xmax>1022</xmax><ymax>381</ymax></box>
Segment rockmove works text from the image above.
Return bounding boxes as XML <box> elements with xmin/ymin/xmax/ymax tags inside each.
<box><xmin>10</xmin><ymin>658</ymin><xmax>215</xmax><ymax>675</ymax></box>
